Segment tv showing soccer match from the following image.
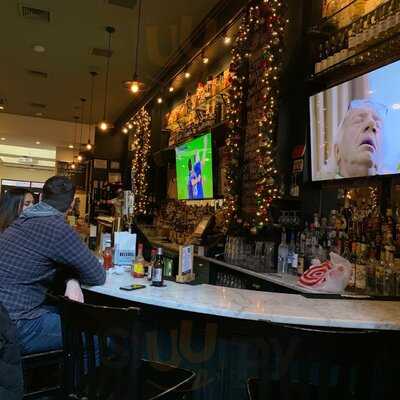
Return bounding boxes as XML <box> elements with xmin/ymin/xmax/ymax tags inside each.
<box><xmin>309</xmin><ymin>58</ymin><xmax>400</xmax><ymax>181</ymax></box>
<box><xmin>175</xmin><ymin>132</ymin><xmax>214</xmax><ymax>200</ymax></box>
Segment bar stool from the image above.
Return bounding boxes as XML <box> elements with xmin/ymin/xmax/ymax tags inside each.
<box><xmin>59</xmin><ymin>297</ymin><xmax>196</xmax><ymax>400</ymax></box>
<box><xmin>246</xmin><ymin>322</ymin><xmax>398</xmax><ymax>400</ymax></box>
<box><xmin>22</xmin><ymin>349</ymin><xmax>64</xmax><ymax>399</ymax></box>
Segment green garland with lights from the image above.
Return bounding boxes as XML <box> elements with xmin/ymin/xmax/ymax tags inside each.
<box><xmin>128</xmin><ymin>107</ymin><xmax>151</xmax><ymax>215</ymax></box>
<box><xmin>223</xmin><ymin>0</ymin><xmax>287</xmax><ymax>230</ymax></box>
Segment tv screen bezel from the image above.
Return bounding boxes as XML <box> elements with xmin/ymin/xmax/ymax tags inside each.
<box><xmin>307</xmin><ymin>54</ymin><xmax>400</xmax><ymax>185</ymax></box>
<box><xmin>174</xmin><ymin>131</ymin><xmax>216</xmax><ymax>201</ymax></box>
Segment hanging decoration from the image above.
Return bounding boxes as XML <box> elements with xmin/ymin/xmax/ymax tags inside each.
<box><xmin>223</xmin><ymin>0</ymin><xmax>287</xmax><ymax>230</ymax></box>
<box><xmin>222</xmin><ymin>11</ymin><xmax>250</xmax><ymax>231</ymax></box>
<box><xmin>128</xmin><ymin>107</ymin><xmax>151</xmax><ymax>215</ymax></box>
<box><xmin>254</xmin><ymin>0</ymin><xmax>287</xmax><ymax>227</ymax></box>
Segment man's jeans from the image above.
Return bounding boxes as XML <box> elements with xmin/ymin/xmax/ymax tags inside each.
<box><xmin>15</xmin><ymin>311</ymin><xmax>62</xmax><ymax>355</ymax></box>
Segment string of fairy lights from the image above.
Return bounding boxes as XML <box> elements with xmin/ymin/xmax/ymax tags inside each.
<box><xmin>128</xmin><ymin>107</ymin><xmax>151</xmax><ymax>215</ymax></box>
<box><xmin>223</xmin><ymin>0</ymin><xmax>288</xmax><ymax>230</ymax></box>
<box><xmin>254</xmin><ymin>0</ymin><xmax>287</xmax><ymax>226</ymax></box>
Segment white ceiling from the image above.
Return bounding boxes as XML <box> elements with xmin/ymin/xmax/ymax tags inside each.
<box><xmin>0</xmin><ymin>0</ymin><xmax>220</xmax><ymax>127</ymax></box>
<box><xmin>0</xmin><ymin>112</ymin><xmax>92</xmax><ymax>150</ymax></box>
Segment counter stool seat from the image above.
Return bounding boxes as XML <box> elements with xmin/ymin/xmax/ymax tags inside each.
<box><xmin>246</xmin><ymin>322</ymin><xmax>397</xmax><ymax>400</ymax></box>
<box><xmin>22</xmin><ymin>349</ymin><xmax>64</xmax><ymax>399</ymax></box>
<box><xmin>59</xmin><ymin>297</ymin><xmax>196</xmax><ymax>400</ymax></box>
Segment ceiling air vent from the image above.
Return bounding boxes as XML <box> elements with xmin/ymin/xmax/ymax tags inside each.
<box><xmin>17</xmin><ymin>157</ymin><xmax>38</xmax><ymax>165</ymax></box>
<box><xmin>29</xmin><ymin>102</ymin><xmax>47</xmax><ymax>109</ymax></box>
<box><xmin>27</xmin><ymin>69</ymin><xmax>48</xmax><ymax>79</ymax></box>
<box><xmin>108</xmin><ymin>0</ymin><xmax>137</xmax><ymax>9</ymax></box>
<box><xmin>90</xmin><ymin>48</ymin><xmax>113</xmax><ymax>58</ymax></box>
<box><xmin>19</xmin><ymin>4</ymin><xmax>51</xmax><ymax>23</ymax></box>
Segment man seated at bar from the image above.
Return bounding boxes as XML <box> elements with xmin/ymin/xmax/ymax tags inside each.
<box><xmin>0</xmin><ymin>176</ymin><xmax>106</xmax><ymax>354</ymax></box>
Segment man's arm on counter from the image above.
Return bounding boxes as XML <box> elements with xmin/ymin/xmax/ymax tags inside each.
<box><xmin>50</xmin><ymin>221</ymin><xmax>106</xmax><ymax>286</ymax></box>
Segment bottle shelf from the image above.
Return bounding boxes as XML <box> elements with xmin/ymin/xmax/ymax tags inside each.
<box><xmin>309</xmin><ymin>26</ymin><xmax>400</xmax><ymax>84</ymax></box>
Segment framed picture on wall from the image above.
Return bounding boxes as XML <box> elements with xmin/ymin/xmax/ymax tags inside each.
<box><xmin>110</xmin><ymin>161</ymin><xmax>120</xmax><ymax>170</ymax></box>
<box><xmin>94</xmin><ymin>159</ymin><xmax>107</xmax><ymax>169</ymax></box>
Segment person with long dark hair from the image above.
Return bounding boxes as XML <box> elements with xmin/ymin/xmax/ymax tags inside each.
<box><xmin>0</xmin><ymin>189</ymin><xmax>28</xmax><ymax>233</ymax></box>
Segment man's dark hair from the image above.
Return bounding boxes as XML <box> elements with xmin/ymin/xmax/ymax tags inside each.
<box><xmin>42</xmin><ymin>176</ymin><xmax>76</xmax><ymax>212</ymax></box>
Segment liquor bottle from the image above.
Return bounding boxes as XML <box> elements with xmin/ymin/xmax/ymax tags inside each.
<box><xmin>355</xmin><ymin>243</ymin><xmax>368</xmax><ymax>292</ymax></box>
<box><xmin>277</xmin><ymin>229</ymin><xmax>288</xmax><ymax>274</ymax></box>
<box><xmin>366</xmin><ymin>245</ymin><xmax>377</xmax><ymax>294</ymax></box>
<box><xmin>152</xmin><ymin>247</ymin><xmax>165</xmax><ymax>287</ymax></box>
<box><xmin>133</xmin><ymin>243</ymin><xmax>145</xmax><ymax>278</ymax></box>
<box><xmin>297</xmin><ymin>231</ymin><xmax>305</xmax><ymax>276</ymax></box>
<box><xmin>347</xmin><ymin>241</ymin><xmax>357</xmax><ymax>290</ymax></box>
<box><xmin>287</xmin><ymin>232</ymin><xmax>298</xmax><ymax>276</ymax></box>
<box><xmin>375</xmin><ymin>253</ymin><xmax>385</xmax><ymax>295</ymax></box>
<box><xmin>147</xmin><ymin>248</ymin><xmax>157</xmax><ymax>281</ymax></box>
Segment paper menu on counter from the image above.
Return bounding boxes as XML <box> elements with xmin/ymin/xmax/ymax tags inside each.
<box><xmin>114</xmin><ymin>232</ymin><xmax>136</xmax><ymax>266</ymax></box>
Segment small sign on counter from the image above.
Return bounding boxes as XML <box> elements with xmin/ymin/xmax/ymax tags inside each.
<box><xmin>176</xmin><ymin>245</ymin><xmax>195</xmax><ymax>283</ymax></box>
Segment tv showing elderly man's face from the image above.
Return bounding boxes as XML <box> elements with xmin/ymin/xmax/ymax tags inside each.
<box><xmin>336</xmin><ymin>107</ymin><xmax>383</xmax><ymax>178</ymax></box>
<box><xmin>309</xmin><ymin>59</ymin><xmax>400</xmax><ymax>181</ymax></box>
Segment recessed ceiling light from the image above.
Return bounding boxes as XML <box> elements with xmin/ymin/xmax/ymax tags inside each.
<box><xmin>35</xmin><ymin>112</ymin><xmax>43</xmax><ymax>117</ymax></box>
<box><xmin>1</xmin><ymin>137</ymin><xmax>6</xmax><ymax>141</ymax></box>
<box><xmin>184</xmin><ymin>72</ymin><xmax>191</xmax><ymax>79</ymax></box>
<box><xmin>33</xmin><ymin>44</ymin><xmax>46</xmax><ymax>53</ymax></box>
<box><xmin>68</xmin><ymin>144</ymin><xmax>74</xmax><ymax>149</ymax></box>
<box><xmin>36</xmin><ymin>141</ymin><xmax>41</xmax><ymax>145</ymax></box>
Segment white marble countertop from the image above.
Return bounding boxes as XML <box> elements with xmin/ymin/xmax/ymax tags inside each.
<box><xmin>84</xmin><ymin>270</ymin><xmax>400</xmax><ymax>331</ymax></box>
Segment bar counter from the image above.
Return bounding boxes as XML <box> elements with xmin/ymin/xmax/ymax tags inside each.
<box><xmin>85</xmin><ymin>270</ymin><xmax>400</xmax><ymax>331</ymax></box>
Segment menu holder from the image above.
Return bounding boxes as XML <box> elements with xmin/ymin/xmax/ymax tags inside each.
<box><xmin>176</xmin><ymin>245</ymin><xmax>195</xmax><ymax>283</ymax></box>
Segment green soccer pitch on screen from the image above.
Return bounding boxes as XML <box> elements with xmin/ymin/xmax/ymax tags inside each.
<box><xmin>175</xmin><ymin>132</ymin><xmax>214</xmax><ymax>200</ymax></box>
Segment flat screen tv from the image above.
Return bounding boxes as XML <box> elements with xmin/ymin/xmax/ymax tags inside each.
<box><xmin>175</xmin><ymin>132</ymin><xmax>214</xmax><ymax>200</ymax></box>
<box><xmin>309</xmin><ymin>59</ymin><xmax>400</xmax><ymax>182</ymax></box>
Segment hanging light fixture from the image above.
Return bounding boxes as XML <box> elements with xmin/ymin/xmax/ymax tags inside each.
<box><xmin>99</xmin><ymin>26</ymin><xmax>115</xmax><ymax>132</ymax></box>
<box><xmin>71</xmin><ymin>115</ymin><xmax>79</xmax><ymax>170</ymax></box>
<box><xmin>86</xmin><ymin>71</ymin><xmax>97</xmax><ymax>151</ymax></box>
<box><xmin>78</xmin><ymin>98</ymin><xmax>86</xmax><ymax>162</ymax></box>
<box><xmin>123</xmin><ymin>0</ymin><xmax>146</xmax><ymax>94</ymax></box>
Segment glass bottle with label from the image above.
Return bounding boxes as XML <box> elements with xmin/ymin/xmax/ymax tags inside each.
<box><xmin>277</xmin><ymin>229</ymin><xmax>288</xmax><ymax>274</ymax></box>
<box><xmin>133</xmin><ymin>243</ymin><xmax>145</xmax><ymax>278</ymax></box>
<box><xmin>147</xmin><ymin>248</ymin><xmax>157</xmax><ymax>281</ymax></box>
<box><xmin>287</xmin><ymin>232</ymin><xmax>298</xmax><ymax>275</ymax></box>
<box><xmin>355</xmin><ymin>243</ymin><xmax>367</xmax><ymax>292</ymax></box>
<box><xmin>152</xmin><ymin>247</ymin><xmax>165</xmax><ymax>287</ymax></box>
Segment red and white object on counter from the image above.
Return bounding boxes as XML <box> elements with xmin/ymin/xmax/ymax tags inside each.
<box><xmin>298</xmin><ymin>253</ymin><xmax>351</xmax><ymax>293</ymax></box>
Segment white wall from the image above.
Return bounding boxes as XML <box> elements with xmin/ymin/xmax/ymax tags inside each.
<box><xmin>0</xmin><ymin>165</ymin><xmax>55</xmax><ymax>183</ymax></box>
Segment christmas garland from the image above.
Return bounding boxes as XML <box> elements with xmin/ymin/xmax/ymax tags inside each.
<box><xmin>128</xmin><ymin>107</ymin><xmax>151</xmax><ymax>215</ymax></box>
<box><xmin>223</xmin><ymin>0</ymin><xmax>287</xmax><ymax>230</ymax></box>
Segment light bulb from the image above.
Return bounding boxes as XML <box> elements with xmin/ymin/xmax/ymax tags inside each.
<box><xmin>71</xmin><ymin>163</ymin><xmax>76</xmax><ymax>170</ymax></box>
<box><xmin>77</xmin><ymin>155</ymin><xmax>83</xmax><ymax>162</ymax></box>
<box><xmin>68</xmin><ymin>144</ymin><xmax>74</xmax><ymax>149</ymax></box>
<box><xmin>224</xmin><ymin>36</ymin><xmax>232</xmax><ymax>45</ymax></box>
<box><xmin>86</xmin><ymin>142</ymin><xmax>93</xmax><ymax>151</ymax></box>
<box><xmin>184</xmin><ymin>72</ymin><xmax>191</xmax><ymax>79</ymax></box>
<box><xmin>128</xmin><ymin>123</ymin><xmax>133</xmax><ymax>129</ymax></box>
<box><xmin>157</xmin><ymin>97</ymin><xmax>163</xmax><ymax>104</ymax></box>
<box><xmin>0</xmin><ymin>105</ymin><xmax>4</xmax><ymax>111</ymax></box>
<box><xmin>99</xmin><ymin>121</ymin><xmax>108</xmax><ymax>131</ymax></box>
<box><xmin>122</xmin><ymin>127</ymin><xmax>128</xmax><ymax>134</ymax></box>
<box><xmin>169</xmin><ymin>86</ymin><xmax>174</xmax><ymax>93</ymax></box>
<box><xmin>130</xmin><ymin>81</ymin><xmax>140</xmax><ymax>94</ymax></box>
<box><xmin>202</xmin><ymin>56</ymin><xmax>209</xmax><ymax>64</ymax></box>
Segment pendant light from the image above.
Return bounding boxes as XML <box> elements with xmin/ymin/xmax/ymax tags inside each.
<box><xmin>77</xmin><ymin>98</ymin><xmax>86</xmax><ymax>162</ymax></box>
<box><xmin>86</xmin><ymin>71</ymin><xmax>97</xmax><ymax>150</ymax></box>
<box><xmin>71</xmin><ymin>115</ymin><xmax>79</xmax><ymax>170</ymax></box>
<box><xmin>123</xmin><ymin>0</ymin><xmax>145</xmax><ymax>94</ymax></box>
<box><xmin>99</xmin><ymin>26</ymin><xmax>115</xmax><ymax>132</ymax></box>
